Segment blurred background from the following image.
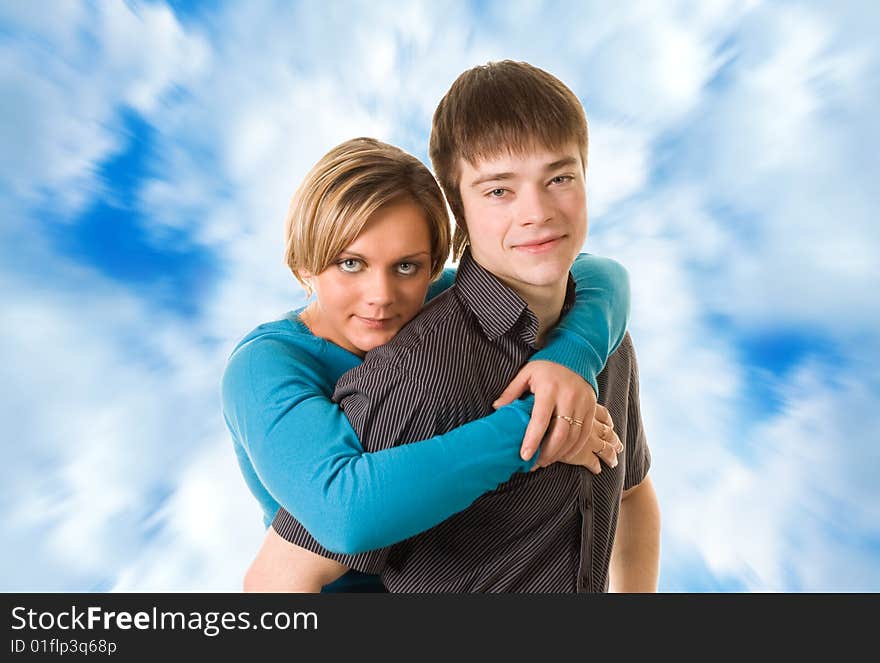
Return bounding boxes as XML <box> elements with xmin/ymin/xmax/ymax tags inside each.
<box><xmin>2</xmin><ymin>0</ymin><xmax>878</xmax><ymax>591</ymax></box>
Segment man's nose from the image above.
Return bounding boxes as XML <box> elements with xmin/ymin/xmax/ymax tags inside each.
<box><xmin>517</xmin><ymin>185</ymin><xmax>552</xmax><ymax>225</ymax></box>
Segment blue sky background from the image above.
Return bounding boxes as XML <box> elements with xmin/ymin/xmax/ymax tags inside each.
<box><xmin>2</xmin><ymin>0</ymin><xmax>878</xmax><ymax>592</ymax></box>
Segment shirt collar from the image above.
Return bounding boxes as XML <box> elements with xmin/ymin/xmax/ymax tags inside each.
<box><xmin>454</xmin><ymin>248</ymin><xmax>576</xmax><ymax>345</ymax></box>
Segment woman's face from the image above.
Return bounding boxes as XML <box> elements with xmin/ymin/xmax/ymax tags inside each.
<box><xmin>302</xmin><ymin>199</ymin><xmax>435</xmax><ymax>357</ymax></box>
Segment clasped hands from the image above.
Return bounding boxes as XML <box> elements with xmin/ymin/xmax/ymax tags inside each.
<box><xmin>492</xmin><ymin>360</ymin><xmax>623</xmax><ymax>474</ymax></box>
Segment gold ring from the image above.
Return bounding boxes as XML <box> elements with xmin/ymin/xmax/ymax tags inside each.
<box><xmin>555</xmin><ymin>415</ymin><xmax>584</xmax><ymax>427</ymax></box>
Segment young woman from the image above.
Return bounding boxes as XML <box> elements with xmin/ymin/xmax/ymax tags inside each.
<box><xmin>221</xmin><ymin>137</ymin><xmax>628</xmax><ymax>592</ymax></box>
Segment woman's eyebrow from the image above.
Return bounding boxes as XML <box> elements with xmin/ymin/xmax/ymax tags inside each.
<box><xmin>338</xmin><ymin>250</ymin><xmax>430</xmax><ymax>260</ymax></box>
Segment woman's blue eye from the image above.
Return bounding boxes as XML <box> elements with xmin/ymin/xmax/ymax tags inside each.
<box><xmin>398</xmin><ymin>262</ymin><xmax>418</xmax><ymax>275</ymax></box>
<box><xmin>338</xmin><ymin>259</ymin><xmax>362</xmax><ymax>273</ymax></box>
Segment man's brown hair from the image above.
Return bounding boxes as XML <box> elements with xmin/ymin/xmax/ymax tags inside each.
<box><xmin>429</xmin><ymin>60</ymin><xmax>589</xmax><ymax>260</ymax></box>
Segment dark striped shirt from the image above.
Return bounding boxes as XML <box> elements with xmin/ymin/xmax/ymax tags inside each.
<box><xmin>273</xmin><ymin>248</ymin><xmax>650</xmax><ymax>592</ymax></box>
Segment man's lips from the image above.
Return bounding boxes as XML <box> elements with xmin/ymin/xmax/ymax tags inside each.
<box><xmin>513</xmin><ymin>235</ymin><xmax>565</xmax><ymax>253</ymax></box>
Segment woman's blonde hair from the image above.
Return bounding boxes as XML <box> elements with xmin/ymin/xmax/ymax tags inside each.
<box><xmin>284</xmin><ymin>137</ymin><xmax>451</xmax><ymax>290</ymax></box>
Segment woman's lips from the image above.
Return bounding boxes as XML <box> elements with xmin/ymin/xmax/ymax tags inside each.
<box><xmin>354</xmin><ymin>315</ymin><xmax>396</xmax><ymax>330</ymax></box>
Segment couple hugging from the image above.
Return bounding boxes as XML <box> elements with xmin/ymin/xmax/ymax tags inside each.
<box><xmin>222</xmin><ymin>59</ymin><xmax>660</xmax><ymax>593</ymax></box>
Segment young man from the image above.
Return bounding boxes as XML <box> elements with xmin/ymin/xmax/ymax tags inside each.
<box><xmin>270</xmin><ymin>60</ymin><xmax>661</xmax><ymax>592</ymax></box>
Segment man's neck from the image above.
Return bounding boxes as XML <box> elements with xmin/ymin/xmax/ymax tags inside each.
<box><xmin>504</xmin><ymin>279</ymin><xmax>568</xmax><ymax>347</ymax></box>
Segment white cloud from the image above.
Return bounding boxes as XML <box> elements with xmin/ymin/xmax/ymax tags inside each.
<box><xmin>678</xmin><ymin>3</ymin><xmax>880</xmax><ymax>335</ymax></box>
<box><xmin>112</xmin><ymin>441</ymin><xmax>264</xmax><ymax>592</ymax></box>
<box><xmin>99</xmin><ymin>1</ymin><xmax>210</xmax><ymax>115</ymax></box>
<box><xmin>660</xmin><ymin>361</ymin><xmax>880</xmax><ymax>591</ymax></box>
<box><xmin>0</xmin><ymin>1</ymin><xmax>209</xmax><ymax>215</ymax></box>
<box><xmin>0</xmin><ymin>263</ymin><xmax>233</xmax><ymax>588</ymax></box>
<box><xmin>587</xmin><ymin>121</ymin><xmax>651</xmax><ymax>219</ymax></box>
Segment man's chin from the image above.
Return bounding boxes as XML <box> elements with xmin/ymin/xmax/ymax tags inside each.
<box><xmin>514</xmin><ymin>261</ymin><xmax>573</xmax><ymax>288</ymax></box>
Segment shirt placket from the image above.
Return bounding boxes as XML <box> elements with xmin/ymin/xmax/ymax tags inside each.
<box><xmin>576</xmin><ymin>470</ymin><xmax>593</xmax><ymax>592</ymax></box>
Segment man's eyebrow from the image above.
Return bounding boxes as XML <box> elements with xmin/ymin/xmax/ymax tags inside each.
<box><xmin>468</xmin><ymin>172</ymin><xmax>515</xmax><ymax>188</ymax></box>
<box><xmin>544</xmin><ymin>156</ymin><xmax>579</xmax><ymax>171</ymax></box>
<box><xmin>468</xmin><ymin>156</ymin><xmax>580</xmax><ymax>188</ymax></box>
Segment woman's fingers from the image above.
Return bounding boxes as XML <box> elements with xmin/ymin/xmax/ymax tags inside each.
<box><xmin>534</xmin><ymin>392</ymin><xmax>581</xmax><ymax>467</ymax></box>
<box><xmin>520</xmin><ymin>386</ymin><xmax>555</xmax><ymax>461</ymax></box>
<box><xmin>591</xmin><ymin>409</ymin><xmax>622</xmax><ymax>467</ymax></box>
<box><xmin>493</xmin><ymin>369</ymin><xmax>530</xmax><ymax>409</ymax></box>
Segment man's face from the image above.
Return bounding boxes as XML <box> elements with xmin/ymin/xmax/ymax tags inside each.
<box><xmin>457</xmin><ymin>142</ymin><xmax>587</xmax><ymax>299</ymax></box>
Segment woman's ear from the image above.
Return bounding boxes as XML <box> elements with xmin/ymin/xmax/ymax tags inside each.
<box><xmin>296</xmin><ymin>269</ymin><xmax>314</xmax><ymax>296</ymax></box>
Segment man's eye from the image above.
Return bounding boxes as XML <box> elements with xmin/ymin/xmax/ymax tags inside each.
<box><xmin>338</xmin><ymin>259</ymin><xmax>363</xmax><ymax>273</ymax></box>
<box><xmin>550</xmin><ymin>175</ymin><xmax>573</xmax><ymax>185</ymax></box>
<box><xmin>488</xmin><ymin>188</ymin><xmax>506</xmax><ymax>198</ymax></box>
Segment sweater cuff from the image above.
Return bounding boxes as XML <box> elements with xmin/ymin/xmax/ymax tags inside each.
<box><xmin>530</xmin><ymin>329</ymin><xmax>602</xmax><ymax>397</ymax></box>
<box><xmin>492</xmin><ymin>397</ymin><xmax>539</xmax><ymax>471</ymax></box>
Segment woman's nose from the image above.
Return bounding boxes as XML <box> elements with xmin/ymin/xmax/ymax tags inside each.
<box><xmin>364</xmin><ymin>272</ymin><xmax>395</xmax><ymax>307</ymax></box>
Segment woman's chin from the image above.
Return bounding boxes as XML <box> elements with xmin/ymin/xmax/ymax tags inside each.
<box><xmin>352</xmin><ymin>330</ymin><xmax>397</xmax><ymax>354</ymax></box>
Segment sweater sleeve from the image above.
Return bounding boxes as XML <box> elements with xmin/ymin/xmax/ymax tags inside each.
<box><xmin>221</xmin><ymin>337</ymin><xmax>536</xmax><ymax>555</ymax></box>
<box><xmin>530</xmin><ymin>253</ymin><xmax>630</xmax><ymax>397</ymax></box>
<box><xmin>425</xmin><ymin>267</ymin><xmax>456</xmax><ymax>302</ymax></box>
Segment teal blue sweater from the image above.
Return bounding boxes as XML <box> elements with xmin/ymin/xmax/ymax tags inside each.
<box><xmin>221</xmin><ymin>254</ymin><xmax>629</xmax><ymax>556</ymax></box>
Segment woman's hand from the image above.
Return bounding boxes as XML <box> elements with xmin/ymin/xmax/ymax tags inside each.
<box><xmin>493</xmin><ymin>360</ymin><xmax>598</xmax><ymax>469</ymax></box>
<box><xmin>560</xmin><ymin>404</ymin><xmax>624</xmax><ymax>473</ymax></box>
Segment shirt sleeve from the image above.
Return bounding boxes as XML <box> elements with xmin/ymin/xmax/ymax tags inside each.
<box><xmin>621</xmin><ymin>336</ymin><xmax>651</xmax><ymax>491</ymax></box>
<box><xmin>530</xmin><ymin>253</ymin><xmax>630</xmax><ymax>398</ymax></box>
<box><xmin>222</xmin><ymin>336</ymin><xmax>536</xmax><ymax>557</ymax></box>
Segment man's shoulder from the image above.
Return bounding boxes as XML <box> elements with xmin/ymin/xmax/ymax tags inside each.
<box><xmin>596</xmin><ymin>332</ymin><xmax>639</xmax><ymax>406</ymax></box>
<box><xmin>612</xmin><ymin>331</ymin><xmax>635</xmax><ymax>359</ymax></box>
<box><xmin>363</xmin><ymin>287</ymin><xmax>467</xmax><ymax>368</ymax></box>
<box><xmin>333</xmin><ymin>288</ymin><xmax>470</xmax><ymax>400</ymax></box>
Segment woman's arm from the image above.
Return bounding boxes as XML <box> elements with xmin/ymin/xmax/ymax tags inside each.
<box><xmin>430</xmin><ymin>257</ymin><xmax>630</xmax><ymax>392</ymax></box>
<box><xmin>226</xmin><ymin>256</ymin><xmax>627</xmax><ymax>555</ymax></box>
<box><xmin>532</xmin><ymin>253</ymin><xmax>630</xmax><ymax>394</ymax></box>
<box><xmin>425</xmin><ymin>267</ymin><xmax>456</xmax><ymax>301</ymax></box>
<box><xmin>222</xmin><ymin>336</ymin><xmax>536</xmax><ymax>556</ymax></box>
<box><xmin>493</xmin><ymin>254</ymin><xmax>629</xmax><ymax>466</ymax></box>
